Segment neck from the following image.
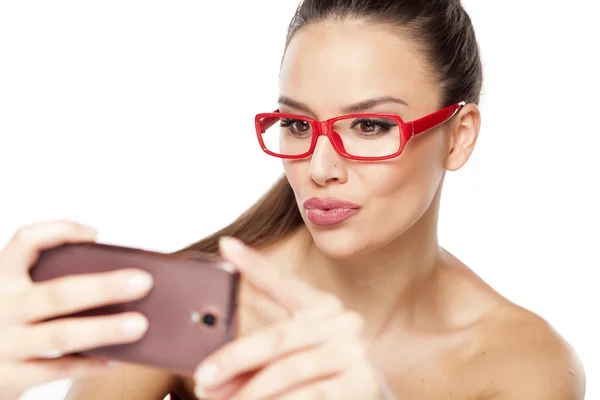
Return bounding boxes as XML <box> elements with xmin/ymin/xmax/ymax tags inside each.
<box><xmin>292</xmin><ymin>192</ymin><xmax>446</xmax><ymax>338</ymax></box>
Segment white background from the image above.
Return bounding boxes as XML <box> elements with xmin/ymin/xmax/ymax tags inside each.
<box><xmin>0</xmin><ymin>0</ymin><xmax>598</xmax><ymax>398</ymax></box>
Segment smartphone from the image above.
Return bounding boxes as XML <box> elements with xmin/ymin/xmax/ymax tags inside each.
<box><xmin>29</xmin><ymin>242</ymin><xmax>239</xmax><ymax>375</ymax></box>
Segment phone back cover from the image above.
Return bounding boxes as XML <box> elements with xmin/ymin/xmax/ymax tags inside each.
<box><xmin>30</xmin><ymin>243</ymin><xmax>239</xmax><ymax>375</ymax></box>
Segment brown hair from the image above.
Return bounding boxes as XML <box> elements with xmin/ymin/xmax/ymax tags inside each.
<box><xmin>179</xmin><ymin>175</ymin><xmax>302</xmax><ymax>253</ymax></box>
<box><xmin>180</xmin><ymin>0</ymin><xmax>482</xmax><ymax>254</ymax></box>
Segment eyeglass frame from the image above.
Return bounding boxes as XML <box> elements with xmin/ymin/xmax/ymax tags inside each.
<box><xmin>254</xmin><ymin>101</ymin><xmax>466</xmax><ymax>161</ymax></box>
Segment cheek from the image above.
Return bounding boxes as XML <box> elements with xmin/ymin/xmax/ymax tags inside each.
<box><xmin>283</xmin><ymin>160</ymin><xmax>306</xmax><ymax>183</ymax></box>
<box><xmin>363</xmin><ymin>133</ymin><xmax>447</xmax><ymax>231</ymax></box>
<box><xmin>360</xmin><ymin>164</ymin><xmax>439</xmax><ymax>221</ymax></box>
<box><xmin>369</xmin><ymin>152</ymin><xmax>442</xmax><ymax>202</ymax></box>
<box><xmin>282</xmin><ymin>159</ymin><xmax>310</xmax><ymax>198</ymax></box>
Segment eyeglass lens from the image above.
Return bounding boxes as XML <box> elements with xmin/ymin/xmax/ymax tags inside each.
<box><xmin>259</xmin><ymin>115</ymin><xmax>402</xmax><ymax>157</ymax></box>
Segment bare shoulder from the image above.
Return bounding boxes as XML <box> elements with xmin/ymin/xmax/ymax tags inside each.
<box><xmin>66</xmin><ymin>362</ymin><xmax>178</xmax><ymax>400</ymax></box>
<box><xmin>436</xmin><ymin>251</ymin><xmax>585</xmax><ymax>399</ymax></box>
<box><xmin>475</xmin><ymin>304</ymin><xmax>586</xmax><ymax>399</ymax></box>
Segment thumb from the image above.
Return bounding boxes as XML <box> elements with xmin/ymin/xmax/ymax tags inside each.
<box><xmin>218</xmin><ymin>236</ymin><xmax>264</xmax><ymax>272</ymax></box>
<box><xmin>218</xmin><ymin>236</ymin><xmax>325</xmax><ymax>312</ymax></box>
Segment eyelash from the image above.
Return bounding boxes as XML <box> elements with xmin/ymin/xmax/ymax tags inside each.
<box><xmin>279</xmin><ymin>118</ymin><xmax>397</xmax><ymax>138</ymax></box>
<box><xmin>279</xmin><ymin>118</ymin><xmax>304</xmax><ymax>128</ymax></box>
<box><xmin>351</xmin><ymin>118</ymin><xmax>396</xmax><ymax>133</ymax></box>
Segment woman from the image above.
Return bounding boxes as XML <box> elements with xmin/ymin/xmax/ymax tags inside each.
<box><xmin>0</xmin><ymin>0</ymin><xmax>586</xmax><ymax>399</ymax></box>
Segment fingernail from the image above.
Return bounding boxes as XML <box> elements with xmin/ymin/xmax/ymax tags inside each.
<box><xmin>219</xmin><ymin>236</ymin><xmax>244</xmax><ymax>252</ymax></box>
<box><xmin>105</xmin><ymin>360</ymin><xmax>121</xmax><ymax>369</ymax></box>
<box><xmin>195</xmin><ymin>362</ymin><xmax>220</xmax><ymax>387</ymax></box>
<box><xmin>121</xmin><ymin>315</ymin><xmax>148</xmax><ymax>337</ymax></box>
<box><xmin>40</xmin><ymin>350</ymin><xmax>63</xmax><ymax>359</ymax></box>
<box><xmin>194</xmin><ymin>384</ymin><xmax>209</xmax><ymax>399</ymax></box>
<box><xmin>126</xmin><ymin>272</ymin><xmax>153</xmax><ymax>293</ymax></box>
<box><xmin>81</xmin><ymin>224</ymin><xmax>98</xmax><ymax>234</ymax></box>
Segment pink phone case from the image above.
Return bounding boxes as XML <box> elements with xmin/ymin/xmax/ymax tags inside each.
<box><xmin>29</xmin><ymin>242</ymin><xmax>239</xmax><ymax>375</ymax></box>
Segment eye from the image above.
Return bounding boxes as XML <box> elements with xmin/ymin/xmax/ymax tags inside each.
<box><xmin>351</xmin><ymin>118</ymin><xmax>396</xmax><ymax>136</ymax></box>
<box><xmin>281</xmin><ymin>118</ymin><xmax>310</xmax><ymax>132</ymax></box>
<box><xmin>280</xmin><ymin>118</ymin><xmax>312</xmax><ymax>138</ymax></box>
<box><xmin>294</xmin><ymin>121</ymin><xmax>311</xmax><ymax>133</ymax></box>
<box><xmin>358</xmin><ymin>120</ymin><xmax>378</xmax><ymax>133</ymax></box>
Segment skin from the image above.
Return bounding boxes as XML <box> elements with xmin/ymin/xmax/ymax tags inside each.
<box><xmin>0</xmin><ymin>19</ymin><xmax>585</xmax><ymax>400</ymax></box>
<box><xmin>0</xmin><ymin>221</ymin><xmax>158</xmax><ymax>399</ymax></box>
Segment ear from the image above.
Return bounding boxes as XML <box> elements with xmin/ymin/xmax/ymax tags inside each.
<box><xmin>444</xmin><ymin>103</ymin><xmax>481</xmax><ymax>171</ymax></box>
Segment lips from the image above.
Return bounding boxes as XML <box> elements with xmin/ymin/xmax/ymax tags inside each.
<box><xmin>303</xmin><ymin>197</ymin><xmax>361</xmax><ymax>210</ymax></box>
<box><xmin>303</xmin><ymin>197</ymin><xmax>361</xmax><ymax>226</ymax></box>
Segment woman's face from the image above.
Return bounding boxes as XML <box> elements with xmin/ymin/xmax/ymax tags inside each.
<box><xmin>279</xmin><ymin>21</ymin><xmax>472</xmax><ymax>259</ymax></box>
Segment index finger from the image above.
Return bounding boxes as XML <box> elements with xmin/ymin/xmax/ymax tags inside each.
<box><xmin>0</xmin><ymin>220</ymin><xmax>98</xmax><ymax>284</ymax></box>
<box><xmin>219</xmin><ymin>237</ymin><xmax>338</xmax><ymax>314</ymax></box>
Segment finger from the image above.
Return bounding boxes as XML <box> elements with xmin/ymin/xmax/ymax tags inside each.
<box><xmin>0</xmin><ymin>220</ymin><xmax>97</xmax><ymax>282</ymax></box>
<box><xmin>10</xmin><ymin>269</ymin><xmax>153</xmax><ymax>323</ymax></box>
<box><xmin>195</xmin><ymin>371</ymin><xmax>253</xmax><ymax>400</ymax></box>
<box><xmin>194</xmin><ymin>310</ymin><xmax>364</xmax><ymax>390</ymax></box>
<box><xmin>1</xmin><ymin>356</ymin><xmax>118</xmax><ymax>395</ymax></box>
<box><xmin>224</xmin><ymin>338</ymin><xmax>363</xmax><ymax>400</ymax></box>
<box><xmin>0</xmin><ymin>312</ymin><xmax>148</xmax><ymax>360</ymax></box>
<box><xmin>219</xmin><ymin>237</ymin><xmax>329</xmax><ymax>312</ymax></box>
<box><xmin>239</xmin><ymin>278</ymin><xmax>292</xmax><ymax>325</ymax></box>
<box><xmin>267</xmin><ymin>378</ymin><xmax>344</xmax><ymax>400</ymax></box>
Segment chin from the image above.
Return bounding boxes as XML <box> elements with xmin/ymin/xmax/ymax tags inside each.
<box><xmin>307</xmin><ymin>225</ymin><xmax>373</xmax><ymax>259</ymax></box>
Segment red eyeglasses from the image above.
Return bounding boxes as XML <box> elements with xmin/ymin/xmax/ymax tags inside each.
<box><xmin>255</xmin><ymin>101</ymin><xmax>465</xmax><ymax>161</ymax></box>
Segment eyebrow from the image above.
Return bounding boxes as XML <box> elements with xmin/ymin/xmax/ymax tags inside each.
<box><xmin>277</xmin><ymin>95</ymin><xmax>408</xmax><ymax>115</ymax></box>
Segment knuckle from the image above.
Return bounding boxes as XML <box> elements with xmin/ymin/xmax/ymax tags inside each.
<box><xmin>269</xmin><ymin>324</ymin><xmax>290</xmax><ymax>352</ymax></box>
<box><xmin>53</xmin><ymin>220</ymin><xmax>80</xmax><ymax>236</ymax></box>
<box><xmin>0</xmin><ymin>290</ymin><xmax>22</xmax><ymax>320</ymax></box>
<box><xmin>12</xmin><ymin>225</ymin><xmax>35</xmax><ymax>245</ymax></box>
<box><xmin>74</xmin><ymin>272</ymin><xmax>125</xmax><ymax>304</ymax></box>
<box><xmin>0</xmin><ymin>326</ymin><xmax>20</xmax><ymax>357</ymax></box>
<box><xmin>349</xmin><ymin>340</ymin><xmax>368</xmax><ymax>361</ymax></box>
<box><xmin>330</xmin><ymin>337</ymin><xmax>364</xmax><ymax>363</ymax></box>
<box><xmin>44</xmin><ymin>326</ymin><xmax>72</xmax><ymax>351</ymax></box>
<box><xmin>41</xmin><ymin>284</ymin><xmax>71</xmax><ymax>313</ymax></box>
<box><xmin>287</xmin><ymin>353</ymin><xmax>315</xmax><ymax>378</ymax></box>
<box><xmin>78</xmin><ymin>274</ymin><xmax>105</xmax><ymax>295</ymax></box>
<box><xmin>14</xmin><ymin>288</ymin><xmax>39</xmax><ymax>321</ymax></box>
<box><xmin>340</xmin><ymin>310</ymin><xmax>365</xmax><ymax>334</ymax></box>
<box><xmin>48</xmin><ymin>272</ymin><xmax>126</xmax><ymax>313</ymax></box>
<box><xmin>11</xmin><ymin>220</ymin><xmax>80</xmax><ymax>248</ymax></box>
<box><xmin>45</xmin><ymin>316</ymin><xmax>121</xmax><ymax>353</ymax></box>
<box><xmin>320</xmin><ymin>294</ymin><xmax>344</xmax><ymax>313</ymax></box>
<box><xmin>25</xmin><ymin>278</ymin><xmax>86</xmax><ymax>322</ymax></box>
<box><xmin>95</xmin><ymin>272</ymin><xmax>124</xmax><ymax>299</ymax></box>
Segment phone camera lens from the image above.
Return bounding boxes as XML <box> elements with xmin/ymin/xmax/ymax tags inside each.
<box><xmin>202</xmin><ymin>312</ymin><xmax>217</xmax><ymax>327</ymax></box>
<box><xmin>190</xmin><ymin>309</ymin><xmax>219</xmax><ymax>329</ymax></box>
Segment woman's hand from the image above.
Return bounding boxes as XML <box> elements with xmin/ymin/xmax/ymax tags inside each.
<box><xmin>194</xmin><ymin>237</ymin><xmax>395</xmax><ymax>400</ymax></box>
<box><xmin>0</xmin><ymin>221</ymin><xmax>153</xmax><ymax>399</ymax></box>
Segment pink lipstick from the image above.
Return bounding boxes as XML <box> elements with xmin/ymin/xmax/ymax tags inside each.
<box><xmin>303</xmin><ymin>197</ymin><xmax>361</xmax><ymax>226</ymax></box>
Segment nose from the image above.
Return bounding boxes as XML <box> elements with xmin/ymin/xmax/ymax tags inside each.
<box><xmin>308</xmin><ymin>132</ymin><xmax>348</xmax><ymax>187</ymax></box>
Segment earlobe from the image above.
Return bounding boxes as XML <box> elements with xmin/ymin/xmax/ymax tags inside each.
<box><xmin>444</xmin><ymin>104</ymin><xmax>481</xmax><ymax>171</ymax></box>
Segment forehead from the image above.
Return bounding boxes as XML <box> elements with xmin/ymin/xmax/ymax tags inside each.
<box><xmin>279</xmin><ymin>21</ymin><xmax>439</xmax><ymax>118</ymax></box>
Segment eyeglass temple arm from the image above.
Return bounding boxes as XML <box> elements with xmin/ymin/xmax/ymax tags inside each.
<box><xmin>259</xmin><ymin>103</ymin><xmax>466</xmax><ymax>136</ymax></box>
<box><xmin>410</xmin><ymin>101</ymin><xmax>466</xmax><ymax>137</ymax></box>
